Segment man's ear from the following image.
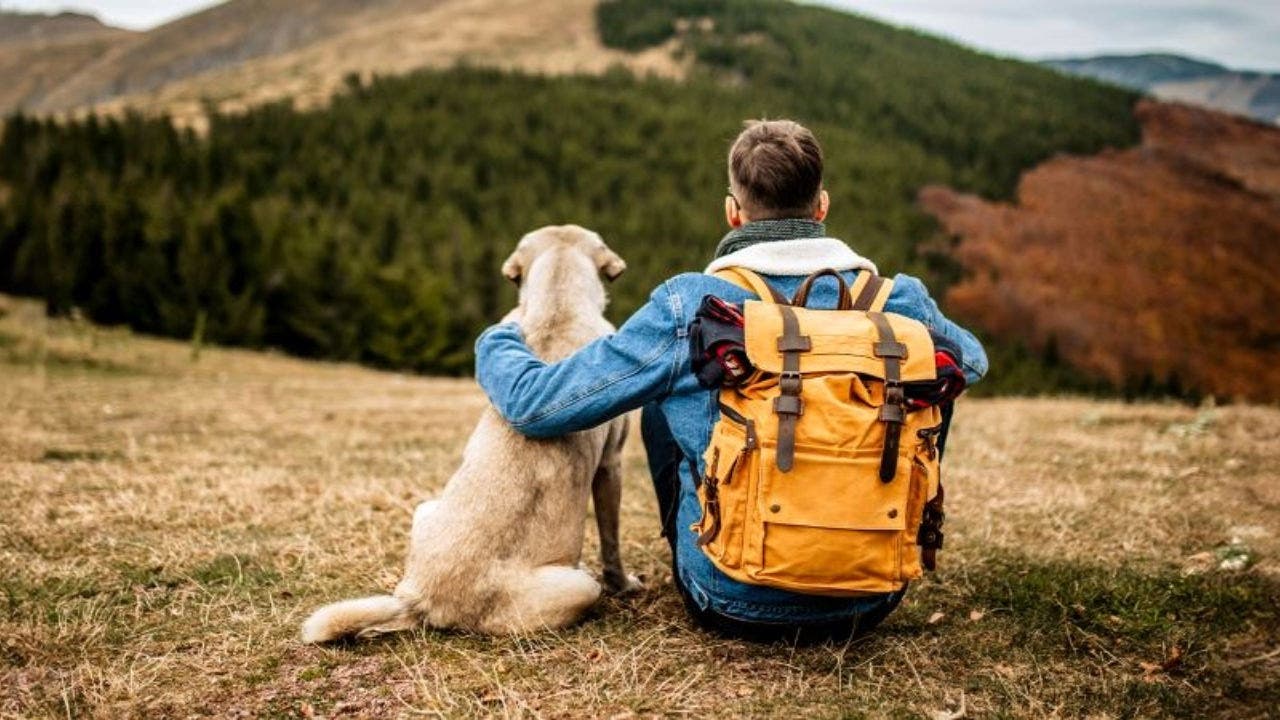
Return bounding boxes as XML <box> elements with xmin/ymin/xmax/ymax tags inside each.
<box><xmin>813</xmin><ymin>189</ymin><xmax>830</xmax><ymax>222</ymax></box>
<box><xmin>593</xmin><ymin>246</ymin><xmax>627</xmax><ymax>282</ymax></box>
<box><xmin>725</xmin><ymin>195</ymin><xmax>744</xmax><ymax>228</ymax></box>
<box><xmin>501</xmin><ymin>251</ymin><xmax>523</xmax><ymax>284</ymax></box>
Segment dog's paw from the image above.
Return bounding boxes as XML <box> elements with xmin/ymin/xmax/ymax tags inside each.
<box><xmin>604</xmin><ymin>571</ymin><xmax>645</xmax><ymax>596</ymax></box>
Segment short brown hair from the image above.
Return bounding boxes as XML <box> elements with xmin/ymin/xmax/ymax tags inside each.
<box><xmin>727</xmin><ymin>119</ymin><xmax>824</xmax><ymax>219</ymax></box>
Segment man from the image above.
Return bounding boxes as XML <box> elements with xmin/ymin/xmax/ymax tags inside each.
<box><xmin>475</xmin><ymin>120</ymin><xmax>988</xmax><ymax>641</ymax></box>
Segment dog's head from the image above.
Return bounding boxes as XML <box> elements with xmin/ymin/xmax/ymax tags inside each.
<box><xmin>501</xmin><ymin>225</ymin><xmax>626</xmax><ymax>291</ymax></box>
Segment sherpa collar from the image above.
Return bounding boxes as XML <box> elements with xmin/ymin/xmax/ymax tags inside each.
<box><xmin>705</xmin><ymin>237</ymin><xmax>879</xmax><ymax>277</ymax></box>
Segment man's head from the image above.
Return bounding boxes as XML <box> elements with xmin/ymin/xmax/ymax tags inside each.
<box><xmin>725</xmin><ymin>119</ymin><xmax>829</xmax><ymax>227</ymax></box>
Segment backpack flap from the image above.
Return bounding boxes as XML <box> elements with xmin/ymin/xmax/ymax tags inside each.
<box><xmin>741</xmin><ymin>301</ymin><xmax>938</xmax><ymax>382</ymax></box>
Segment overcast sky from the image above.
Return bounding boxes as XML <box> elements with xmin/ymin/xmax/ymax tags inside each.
<box><xmin>816</xmin><ymin>0</ymin><xmax>1280</xmax><ymax>70</ymax></box>
<box><xmin>5</xmin><ymin>0</ymin><xmax>1279</xmax><ymax>71</ymax></box>
<box><xmin>0</xmin><ymin>0</ymin><xmax>211</xmax><ymax>29</ymax></box>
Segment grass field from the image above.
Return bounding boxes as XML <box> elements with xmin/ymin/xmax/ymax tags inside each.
<box><xmin>1</xmin><ymin>294</ymin><xmax>1277</xmax><ymax>719</ymax></box>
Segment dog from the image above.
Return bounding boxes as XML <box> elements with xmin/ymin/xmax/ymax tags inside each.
<box><xmin>301</xmin><ymin>225</ymin><xmax>640</xmax><ymax>642</ymax></box>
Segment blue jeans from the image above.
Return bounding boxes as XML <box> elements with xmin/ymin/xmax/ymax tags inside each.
<box><xmin>641</xmin><ymin>401</ymin><xmax>953</xmax><ymax>643</ymax></box>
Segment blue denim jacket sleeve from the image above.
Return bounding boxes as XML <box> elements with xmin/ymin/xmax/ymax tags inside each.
<box><xmin>475</xmin><ymin>283</ymin><xmax>685</xmax><ymax>438</ymax></box>
<box><xmin>887</xmin><ymin>273</ymin><xmax>989</xmax><ymax>385</ymax></box>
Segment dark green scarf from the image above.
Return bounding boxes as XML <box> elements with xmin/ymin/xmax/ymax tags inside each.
<box><xmin>712</xmin><ymin>218</ymin><xmax>827</xmax><ymax>259</ymax></box>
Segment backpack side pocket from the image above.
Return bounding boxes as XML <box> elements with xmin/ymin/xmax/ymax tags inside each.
<box><xmin>695</xmin><ymin>404</ymin><xmax>758</xmax><ymax>570</ymax></box>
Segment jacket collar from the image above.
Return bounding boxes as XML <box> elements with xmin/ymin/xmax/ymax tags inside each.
<box><xmin>704</xmin><ymin>237</ymin><xmax>879</xmax><ymax>277</ymax></box>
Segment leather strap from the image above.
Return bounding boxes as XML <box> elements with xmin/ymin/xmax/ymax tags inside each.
<box><xmin>790</xmin><ymin>268</ymin><xmax>853</xmax><ymax>309</ymax></box>
<box><xmin>774</xmin><ymin>305</ymin><xmax>806</xmax><ymax>473</ymax></box>
<box><xmin>713</xmin><ymin>267</ymin><xmax>788</xmax><ymax>305</ymax></box>
<box><xmin>844</xmin><ymin>271</ymin><xmax>874</xmax><ymax>308</ymax></box>
<box><xmin>868</xmin><ymin>311</ymin><xmax>905</xmax><ymax>482</ymax></box>
<box><xmin>851</xmin><ymin>273</ymin><xmax>885</xmax><ymax>311</ymax></box>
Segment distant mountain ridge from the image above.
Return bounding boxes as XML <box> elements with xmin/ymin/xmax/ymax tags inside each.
<box><xmin>0</xmin><ymin>10</ymin><xmax>135</xmax><ymax>115</ymax></box>
<box><xmin>0</xmin><ymin>9</ymin><xmax>118</xmax><ymax>44</ymax></box>
<box><xmin>1044</xmin><ymin>53</ymin><xmax>1280</xmax><ymax>124</ymax></box>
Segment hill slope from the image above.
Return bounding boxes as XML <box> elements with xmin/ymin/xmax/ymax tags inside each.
<box><xmin>1045</xmin><ymin>54</ymin><xmax>1280</xmax><ymax>124</ymax></box>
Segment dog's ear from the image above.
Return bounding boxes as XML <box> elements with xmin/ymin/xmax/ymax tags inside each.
<box><xmin>501</xmin><ymin>250</ymin><xmax>524</xmax><ymax>284</ymax></box>
<box><xmin>593</xmin><ymin>246</ymin><xmax>626</xmax><ymax>282</ymax></box>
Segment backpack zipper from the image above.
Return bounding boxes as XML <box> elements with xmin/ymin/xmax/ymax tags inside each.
<box><xmin>718</xmin><ymin>402</ymin><xmax>758</xmax><ymax>453</ymax></box>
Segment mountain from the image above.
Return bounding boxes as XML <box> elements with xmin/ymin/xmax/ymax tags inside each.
<box><xmin>0</xmin><ymin>0</ymin><xmax>682</xmax><ymax>125</ymax></box>
<box><xmin>0</xmin><ymin>9</ymin><xmax>117</xmax><ymax>44</ymax></box>
<box><xmin>921</xmin><ymin>99</ymin><xmax>1280</xmax><ymax>401</ymax></box>
<box><xmin>1044</xmin><ymin>54</ymin><xmax>1280</xmax><ymax>124</ymax></box>
<box><xmin>0</xmin><ymin>10</ymin><xmax>134</xmax><ymax>115</ymax></box>
<box><xmin>9</xmin><ymin>0</ymin><xmax>1226</xmax><ymax>399</ymax></box>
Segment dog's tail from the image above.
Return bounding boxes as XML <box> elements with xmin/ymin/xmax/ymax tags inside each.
<box><xmin>301</xmin><ymin>595</ymin><xmax>418</xmax><ymax>643</ymax></box>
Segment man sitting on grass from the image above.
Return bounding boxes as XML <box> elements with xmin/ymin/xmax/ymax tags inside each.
<box><xmin>475</xmin><ymin>119</ymin><xmax>987</xmax><ymax>641</ymax></box>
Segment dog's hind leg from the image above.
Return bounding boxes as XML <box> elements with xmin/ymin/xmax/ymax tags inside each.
<box><xmin>594</xmin><ymin>418</ymin><xmax>642</xmax><ymax>595</ymax></box>
<box><xmin>481</xmin><ymin>565</ymin><xmax>601</xmax><ymax>634</ymax></box>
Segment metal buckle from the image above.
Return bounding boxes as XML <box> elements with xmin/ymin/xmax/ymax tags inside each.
<box><xmin>779</xmin><ymin>370</ymin><xmax>802</xmax><ymax>394</ymax></box>
<box><xmin>884</xmin><ymin>379</ymin><xmax>905</xmax><ymax>405</ymax></box>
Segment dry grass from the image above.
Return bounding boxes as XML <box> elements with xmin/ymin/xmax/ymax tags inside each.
<box><xmin>1</xmin><ymin>294</ymin><xmax>1277</xmax><ymax>719</ymax></box>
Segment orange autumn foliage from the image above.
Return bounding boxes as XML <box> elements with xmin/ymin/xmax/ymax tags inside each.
<box><xmin>921</xmin><ymin>100</ymin><xmax>1280</xmax><ymax>401</ymax></box>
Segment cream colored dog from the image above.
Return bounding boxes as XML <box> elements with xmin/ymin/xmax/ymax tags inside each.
<box><xmin>302</xmin><ymin>225</ymin><xmax>639</xmax><ymax>642</ymax></box>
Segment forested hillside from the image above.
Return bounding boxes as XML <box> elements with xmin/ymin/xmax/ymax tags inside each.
<box><xmin>922</xmin><ymin>100</ymin><xmax>1280</xmax><ymax>402</ymax></box>
<box><xmin>0</xmin><ymin>0</ymin><xmax>1140</xmax><ymax>380</ymax></box>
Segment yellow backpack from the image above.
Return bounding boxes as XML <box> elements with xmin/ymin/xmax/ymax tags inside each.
<box><xmin>694</xmin><ymin>267</ymin><xmax>946</xmax><ymax>596</ymax></box>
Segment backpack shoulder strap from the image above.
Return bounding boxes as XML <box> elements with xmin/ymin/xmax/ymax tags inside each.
<box><xmin>712</xmin><ymin>267</ymin><xmax>788</xmax><ymax>305</ymax></box>
<box><xmin>850</xmin><ymin>273</ymin><xmax>895</xmax><ymax>312</ymax></box>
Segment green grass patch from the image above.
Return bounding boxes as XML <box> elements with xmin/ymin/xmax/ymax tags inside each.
<box><xmin>882</xmin><ymin>554</ymin><xmax>1280</xmax><ymax>717</ymax></box>
<box><xmin>960</xmin><ymin>555</ymin><xmax>1277</xmax><ymax>644</ymax></box>
<box><xmin>189</xmin><ymin>553</ymin><xmax>282</xmax><ymax>588</ymax></box>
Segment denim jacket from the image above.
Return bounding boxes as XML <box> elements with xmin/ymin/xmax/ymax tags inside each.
<box><xmin>475</xmin><ymin>248</ymin><xmax>987</xmax><ymax>625</ymax></box>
